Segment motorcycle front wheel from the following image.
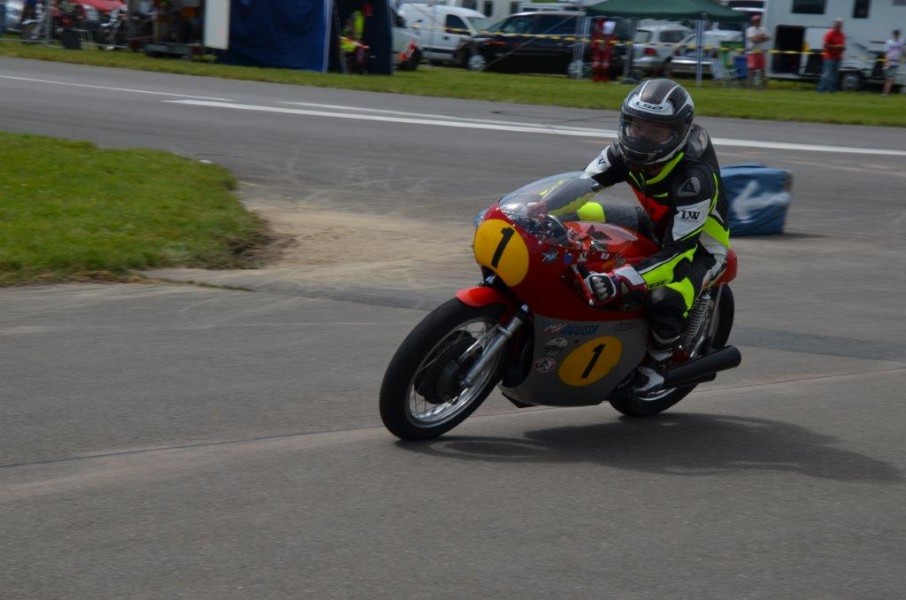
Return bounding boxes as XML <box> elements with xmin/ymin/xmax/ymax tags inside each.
<box><xmin>380</xmin><ymin>298</ymin><xmax>507</xmax><ymax>441</ymax></box>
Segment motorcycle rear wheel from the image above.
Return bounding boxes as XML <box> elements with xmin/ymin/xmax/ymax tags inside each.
<box><xmin>609</xmin><ymin>285</ymin><xmax>735</xmax><ymax>417</ymax></box>
<box><xmin>380</xmin><ymin>299</ymin><xmax>506</xmax><ymax>441</ymax></box>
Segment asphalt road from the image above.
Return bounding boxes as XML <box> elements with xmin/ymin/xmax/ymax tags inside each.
<box><xmin>1</xmin><ymin>58</ymin><xmax>905</xmax><ymax>599</ymax></box>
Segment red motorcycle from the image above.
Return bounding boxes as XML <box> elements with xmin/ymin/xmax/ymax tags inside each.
<box><xmin>380</xmin><ymin>172</ymin><xmax>740</xmax><ymax>441</ymax></box>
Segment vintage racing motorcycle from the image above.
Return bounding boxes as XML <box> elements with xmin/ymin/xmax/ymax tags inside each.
<box><xmin>379</xmin><ymin>172</ymin><xmax>740</xmax><ymax>441</ymax></box>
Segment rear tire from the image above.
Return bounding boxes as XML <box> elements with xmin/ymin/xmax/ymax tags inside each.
<box><xmin>609</xmin><ymin>285</ymin><xmax>735</xmax><ymax>417</ymax></box>
<box><xmin>380</xmin><ymin>299</ymin><xmax>507</xmax><ymax>440</ymax></box>
<box><xmin>20</xmin><ymin>22</ymin><xmax>42</xmax><ymax>43</ymax></box>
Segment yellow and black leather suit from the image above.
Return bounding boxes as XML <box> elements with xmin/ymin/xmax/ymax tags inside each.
<box><xmin>578</xmin><ymin>124</ymin><xmax>731</xmax><ymax>348</ymax></box>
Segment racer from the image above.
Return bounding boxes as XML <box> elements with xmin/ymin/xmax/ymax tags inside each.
<box><xmin>578</xmin><ymin>79</ymin><xmax>731</xmax><ymax>395</ymax></box>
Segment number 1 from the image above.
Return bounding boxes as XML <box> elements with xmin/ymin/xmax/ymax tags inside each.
<box><xmin>490</xmin><ymin>227</ymin><xmax>515</xmax><ymax>269</ymax></box>
<box><xmin>581</xmin><ymin>344</ymin><xmax>605</xmax><ymax>379</ymax></box>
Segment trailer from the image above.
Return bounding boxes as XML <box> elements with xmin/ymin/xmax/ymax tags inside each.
<box><xmin>763</xmin><ymin>0</ymin><xmax>906</xmax><ymax>89</ymax></box>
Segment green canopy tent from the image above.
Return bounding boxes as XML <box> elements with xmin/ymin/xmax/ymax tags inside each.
<box><xmin>586</xmin><ymin>0</ymin><xmax>749</xmax><ymax>85</ymax></box>
<box><xmin>586</xmin><ymin>0</ymin><xmax>749</xmax><ymax>22</ymax></box>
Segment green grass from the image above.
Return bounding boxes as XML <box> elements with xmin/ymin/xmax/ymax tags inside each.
<box><xmin>0</xmin><ymin>132</ymin><xmax>269</xmax><ymax>285</ymax></box>
<box><xmin>2</xmin><ymin>40</ymin><xmax>906</xmax><ymax>126</ymax></box>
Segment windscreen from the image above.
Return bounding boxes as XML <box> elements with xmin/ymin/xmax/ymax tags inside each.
<box><xmin>496</xmin><ymin>172</ymin><xmax>645</xmax><ymax>233</ymax></box>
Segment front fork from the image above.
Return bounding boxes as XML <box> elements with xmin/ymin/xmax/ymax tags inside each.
<box><xmin>459</xmin><ymin>304</ymin><xmax>529</xmax><ymax>389</ymax></box>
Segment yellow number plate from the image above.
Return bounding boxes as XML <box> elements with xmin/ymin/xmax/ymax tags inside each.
<box><xmin>473</xmin><ymin>218</ymin><xmax>529</xmax><ymax>287</ymax></box>
<box><xmin>558</xmin><ymin>336</ymin><xmax>623</xmax><ymax>386</ymax></box>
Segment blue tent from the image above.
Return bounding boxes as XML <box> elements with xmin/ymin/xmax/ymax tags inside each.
<box><xmin>223</xmin><ymin>0</ymin><xmax>392</xmax><ymax>74</ymax></box>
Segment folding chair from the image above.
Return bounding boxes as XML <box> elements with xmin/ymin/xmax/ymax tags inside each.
<box><xmin>711</xmin><ymin>55</ymin><xmax>729</xmax><ymax>84</ymax></box>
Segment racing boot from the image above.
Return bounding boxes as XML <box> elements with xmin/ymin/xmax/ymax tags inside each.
<box><xmin>632</xmin><ymin>347</ymin><xmax>672</xmax><ymax>396</ymax></box>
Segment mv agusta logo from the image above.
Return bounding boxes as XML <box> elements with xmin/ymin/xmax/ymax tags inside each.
<box><xmin>544</xmin><ymin>323</ymin><xmax>600</xmax><ymax>335</ymax></box>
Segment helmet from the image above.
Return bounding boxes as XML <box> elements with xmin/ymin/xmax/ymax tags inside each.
<box><xmin>617</xmin><ymin>79</ymin><xmax>695</xmax><ymax>169</ymax></box>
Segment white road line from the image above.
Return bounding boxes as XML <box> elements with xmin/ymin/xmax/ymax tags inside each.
<box><xmin>170</xmin><ymin>99</ymin><xmax>612</xmax><ymax>136</ymax></box>
<box><xmin>170</xmin><ymin>99</ymin><xmax>906</xmax><ymax>157</ymax></box>
<box><xmin>277</xmin><ymin>100</ymin><xmax>593</xmax><ymax>129</ymax></box>
<box><xmin>0</xmin><ymin>74</ymin><xmax>233</xmax><ymax>101</ymax></box>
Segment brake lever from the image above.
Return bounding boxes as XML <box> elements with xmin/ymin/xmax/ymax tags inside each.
<box><xmin>570</xmin><ymin>264</ymin><xmax>597</xmax><ymax>307</ymax></box>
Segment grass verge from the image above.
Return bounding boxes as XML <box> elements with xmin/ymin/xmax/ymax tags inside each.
<box><xmin>0</xmin><ymin>131</ymin><xmax>270</xmax><ymax>285</ymax></box>
<box><xmin>2</xmin><ymin>40</ymin><xmax>905</xmax><ymax>126</ymax></box>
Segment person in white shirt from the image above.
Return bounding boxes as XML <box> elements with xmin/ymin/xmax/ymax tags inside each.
<box><xmin>745</xmin><ymin>13</ymin><xmax>771</xmax><ymax>89</ymax></box>
<box><xmin>883</xmin><ymin>29</ymin><xmax>903</xmax><ymax>96</ymax></box>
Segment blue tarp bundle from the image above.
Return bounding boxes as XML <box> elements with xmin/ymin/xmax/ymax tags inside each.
<box><xmin>721</xmin><ymin>164</ymin><xmax>793</xmax><ymax>236</ymax></box>
<box><xmin>225</xmin><ymin>0</ymin><xmax>331</xmax><ymax>71</ymax></box>
<box><xmin>222</xmin><ymin>0</ymin><xmax>392</xmax><ymax>74</ymax></box>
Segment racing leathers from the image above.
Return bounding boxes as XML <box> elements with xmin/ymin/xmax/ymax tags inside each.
<box><xmin>580</xmin><ymin>124</ymin><xmax>732</xmax><ymax>354</ymax></box>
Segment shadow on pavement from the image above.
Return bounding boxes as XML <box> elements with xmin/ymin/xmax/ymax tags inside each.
<box><xmin>397</xmin><ymin>413</ymin><xmax>901</xmax><ymax>483</ymax></box>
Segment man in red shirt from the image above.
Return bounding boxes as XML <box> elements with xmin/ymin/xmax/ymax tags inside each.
<box><xmin>818</xmin><ymin>18</ymin><xmax>846</xmax><ymax>92</ymax></box>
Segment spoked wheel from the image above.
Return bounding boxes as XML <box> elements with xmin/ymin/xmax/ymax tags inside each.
<box><xmin>20</xmin><ymin>23</ymin><xmax>42</xmax><ymax>43</ymax></box>
<box><xmin>380</xmin><ymin>298</ymin><xmax>507</xmax><ymax>440</ymax></box>
<box><xmin>467</xmin><ymin>53</ymin><xmax>487</xmax><ymax>72</ymax></box>
<box><xmin>609</xmin><ymin>285</ymin><xmax>735</xmax><ymax>417</ymax></box>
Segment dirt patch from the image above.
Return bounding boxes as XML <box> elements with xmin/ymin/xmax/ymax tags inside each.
<box><xmin>239</xmin><ymin>199</ymin><xmax>480</xmax><ymax>289</ymax></box>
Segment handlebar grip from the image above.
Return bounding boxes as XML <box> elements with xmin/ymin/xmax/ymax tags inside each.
<box><xmin>570</xmin><ymin>265</ymin><xmax>597</xmax><ymax>307</ymax></box>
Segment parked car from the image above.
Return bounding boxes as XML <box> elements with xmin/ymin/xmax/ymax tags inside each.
<box><xmin>3</xmin><ymin>0</ymin><xmax>124</xmax><ymax>39</ymax></box>
<box><xmin>455</xmin><ymin>11</ymin><xmax>631</xmax><ymax>77</ymax></box>
<box><xmin>398</xmin><ymin>4</ymin><xmax>491</xmax><ymax>65</ymax></box>
<box><xmin>3</xmin><ymin>0</ymin><xmax>24</xmax><ymax>33</ymax></box>
<box><xmin>838</xmin><ymin>43</ymin><xmax>904</xmax><ymax>91</ymax></box>
<box><xmin>630</xmin><ymin>22</ymin><xmax>692</xmax><ymax>77</ymax></box>
<box><xmin>664</xmin><ymin>30</ymin><xmax>744</xmax><ymax>79</ymax></box>
<box><xmin>392</xmin><ymin>7</ymin><xmax>423</xmax><ymax>70</ymax></box>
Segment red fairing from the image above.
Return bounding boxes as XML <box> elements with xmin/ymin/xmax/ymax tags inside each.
<box><xmin>456</xmin><ymin>285</ymin><xmax>511</xmax><ymax>308</ymax></box>
<box><xmin>479</xmin><ymin>206</ymin><xmax>656</xmax><ymax>321</ymax></box>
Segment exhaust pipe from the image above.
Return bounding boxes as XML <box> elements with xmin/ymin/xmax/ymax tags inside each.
<box><xmin>663</xmin><ymin>345</ymin><xmax>741</xmax><ymax>388</ymax></box>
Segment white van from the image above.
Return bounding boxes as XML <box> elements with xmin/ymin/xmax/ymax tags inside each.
<box><xmin>398</xmin><ymin>4</ymin><xmax>492</xmax><ymax>65</ymax></box>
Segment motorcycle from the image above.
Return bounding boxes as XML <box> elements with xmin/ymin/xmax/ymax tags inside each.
<box><xmin>19</xmin><ymin>0</ymin><xmax>47</xmax><ymax>43</ymax></box>
<box><xmin>98</xmin><ymin>6</ymin><xmax>128</xmax><ymax>50</ymax></box>
<box><xmin>379</xmin><ymin>172</ymin><xmax>741</xmax><ymax>441</ymax></box>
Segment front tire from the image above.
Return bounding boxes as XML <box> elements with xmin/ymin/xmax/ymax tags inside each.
<box><xmin>840</xmin><ymin>71</ymin><xmax>864</xmax><ymax>92</ymax></box>
<box><xmin>467</xmin><ymin>53</ymin><xmax>487</xmax><ymax>71</ymax></box>
<box><xmin>609</xmin><ymin>285</ymin><xmax>735</xmax><ymax>417</ymax></box>
<box><xmin>399</xmin><ymin>49</ymin><xmax>421</xmax><ymax>71</ymax></box>
<box><xmin>380</xmin><ymin>298</ymin><xmax>507</xmax><ymax>440</ymax></box>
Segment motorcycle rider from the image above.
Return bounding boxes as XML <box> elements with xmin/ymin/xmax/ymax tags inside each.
<box><xmin>580</xmin><ymin>79</ymin><xmax>731</xmax><ymax>395</ymax></box>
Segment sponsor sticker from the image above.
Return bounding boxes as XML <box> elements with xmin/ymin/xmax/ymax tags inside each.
<box><xmin>543</xmin><ymin>323</ymin><xmax>600</xmax><ymax>336</ymax></box>
<box><xmin>533</xmin><ymin>357</ymin><xmax>556</xmax><ymax>374</ymax></box>
<box><xmin>544</xmin><ymin>337</ymin><xmax>569</xmax><ymax>355</ymax></box>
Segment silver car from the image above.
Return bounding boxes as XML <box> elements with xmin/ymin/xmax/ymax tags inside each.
<box><xmin>3</xmin><ymin>0</ymin><xmax>24</xmax><ymax>33</ymax></box>
<box><xmin>631</xmin><ymin>22</ymin><xmax>692</xmax><ymax>77</ymax></box>
<box><xmin>665</xmin><ymin>30</ymin><xmax>744</xmax><ymax>79</ymax></box>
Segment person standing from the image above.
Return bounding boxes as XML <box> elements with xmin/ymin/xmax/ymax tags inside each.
<box><xmin>590</xmin><ymin>18</ymin><xmax>616</xmax><ymax>83</ymax></box>
<box><xmin>817</xmin><ymin>18</ymin><xmax>846</xmax><ymax>93</ymax></box>
<box><xmin>882</xmin><ymin>29</ymin><xmax>903</xmax><ymax>96</ymax></box>
<box><xmin>745</xmin><ymin>13</ymin><xmax>770</xmax><ymax>89</ymax></box>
